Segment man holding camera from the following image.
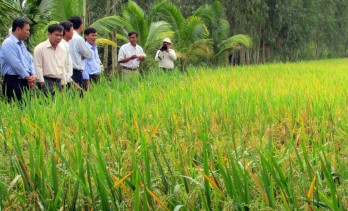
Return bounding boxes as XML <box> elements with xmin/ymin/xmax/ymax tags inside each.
<box><xmin>155</xmin><ymin>38</ymin><xmax>177</xmax><ymax>71</ymax></box>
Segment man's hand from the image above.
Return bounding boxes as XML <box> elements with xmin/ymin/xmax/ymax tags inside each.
<box><xmin>26</xmin><ymin>76</ymin><xmax>37</xmax><ymax>89</ymax></box>
<box><xmin>85</xmin><ymin>80</ymin><xmax>91</xmax><ymax>91</ymax></box>
<box><xmin>72</xmin><ymin>81</ymin><xmax>83</xmax><ymax>91</ymax></box>
<box><xmin>138</xmin><ymin>55</ymin><xmax>146</xmax><ymax>61</ymax></box>
<box><xmin>131</xmin><ymin>55</ymin><xmax>138</xmax><ymax>60</ymax></box>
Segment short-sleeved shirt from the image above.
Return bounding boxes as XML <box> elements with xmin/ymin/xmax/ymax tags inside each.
<box><xmin>118</xmin><ymin>42</ymin><xmax>146</xmax><ymax>69</ymax></box>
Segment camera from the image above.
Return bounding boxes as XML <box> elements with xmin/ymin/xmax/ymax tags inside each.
<box><xmin>160</xmin><ymin>42</ymin><xmax>168</xmax><ymax>51</ymax></box>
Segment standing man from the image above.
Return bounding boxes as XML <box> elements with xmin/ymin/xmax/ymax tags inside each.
<box><xmin>118</xmin><ymin>31</ymin><xmax>146</xmax><ymax>79</ymax></box>
<box><xmin>68</xmin><ymin>16</ymin><xmax>92</xmax><ymax>88</ymax></box>
<box><xmin>155</xmin><ymin>38</ymin><xmax>177</xmax><ymax>71</ymax></box>
<box><xmin>83</xmin><ymin>27</ymin><xmax>101</xmax><ymax>90</ymax></box>
<box><xmin>33</xmin><ymin>24</ymin><xmax>69</xmax><ymax>96</ymax></box>
<box><xmin>60</xmin><ymin>20</ymin><xmax>79</xmax><ymax>90</ymax></box>
<box><xmin>0</xmin><ymin>18</ymin><xmax>36</xmax><ymax>102</ymax></box>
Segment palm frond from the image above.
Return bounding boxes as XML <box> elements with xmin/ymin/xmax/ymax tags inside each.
<box><xmin>145</xmin><ymin>21</ymin><xmax>174</xmax><ymax>52</ymax></box>
<box><xmin>0</xmin><ymin>1</ymin><xmax>22</xmax><ymax>28</ymax></box>
<box><xmin>215</xmin><ymin>34</ymin><xmax>253</xmax><ymax>58</ymax></box>
<box><xmin>122</xmin><ymin>1</ymin><xmax>148</xmax><ymax>46</ymax></box>
<box><xmin>41</xmin><ymin>0</ymin><xmax>83</xmax><ymax>21</ymax></box>
<box><xmin>150</xmin><ymin>1</ymin><xmax>185</xmax><ymax>33</ymax></box>
<box><xmin>91</xmin><ymin>16</ymin><xmax>126</xmax><ymax>36</ymax></box>
<box><xmin>194</xmin><ymin>4</ymin><xmax>214</xmax><ymax>25</ymax></box>
<box><xmin>96</xmin><ymin>38</ymin><xmax>117</xmax><ymax>47</ymax></box>
<box><xmin>181</xmin><ymin>16</ymin><xmax>209</xmax><ymax>47</ymax></box>
<box><xmin>184</xmin><ymin>38</ymin><xmax>213</xmax><ymax>61</ymax></box>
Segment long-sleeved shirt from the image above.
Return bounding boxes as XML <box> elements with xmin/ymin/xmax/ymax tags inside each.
<box><xmin>0</xmin><ymin>34</ymin><xmax>36</xmax><ymax>78</ymax></box>
<box><xmin>118</xmin><ymin>42</ymin><xmax>146</xmax><ymax>69</ymax></box>
<box><xmin>155</xmin><ymin>49</ymin><xmax>177</xmax><ymax>69</ymax></box>
<box><xmin>69</xmin><ymin>31</ymin><xmax>92</xmax><ymax>71</ymax></box>
<box><xmin>33</xmin><ymin>39</ymin><xmax>69</xmax><ymax>84</ymax></box>
<box><xmin>60</xmin><ymin>39</ymin><xmax>73</xmax><ymax>83</ymax></box>
<box><xmin>83</xmin><ymin>42</ymin><xmax>101</xmax><ymax>80</ymax></box>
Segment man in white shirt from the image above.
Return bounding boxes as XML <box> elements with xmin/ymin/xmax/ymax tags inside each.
<box><xmin>118</xmin><ymin>31</ymin><xmax>146</xmax><ymax>79</ymax></box>
<box><xmin>155</xmin><ymin>38</ymin><xmax>177</xmax><ymax>71</ymax></box>
<box><xmin>33</xmin><ymin>24</ymin><xmax>69</xmax><ymax>96</ymax></box>
<box><xmin>68</xmin><ymin>16</ymin><xmax>92</xmax><ymax>88</ymax></box>
<box><xmin>83</xmin><ymin>27</ymin><xmax>102</xmax><ymax>90</ymax></box>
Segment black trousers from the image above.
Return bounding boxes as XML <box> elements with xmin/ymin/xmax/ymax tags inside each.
<box><xmin>72</xmin><ymin>69</ymin><xmax>84</xmax><ymax>88</ymax></box>
<box><xmin>89</xmin><ymin>74</ymin><xmax>100</xmax><ymax>84</ymax></box>
<box><xmin>38</xmin><ymin>77</ymin><xmax>61</xmax><ymax>96</ymax></box>
<box><xmin>2</xmin><ymin>75</ymin><xmax>29</xmax><ymax>103</ymax></box>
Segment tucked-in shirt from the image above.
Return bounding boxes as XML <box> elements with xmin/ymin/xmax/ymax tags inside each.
<box><xmin>118</xmin><ymin>42</ymin><xmax>146</xmax><ymax>69</ymax></box>
<box><xmin>33</xmin><ymin>39</ymin><xmax>69</xmax><ymax>84</ymax></box>
<box><xmin>0</xmin><ymin>34</ymin><xmax>36</xmax><ymax>79</ymax></box>
<box><xmin>155</xmin><ymin>49</ymin><xmax>177</xmax><ymax>69</ymax></box>
<box><xmin>83</xmin><ymin>42</ymin><xmax>101</xmax><ymax>80</ymax></box>
<box><xmin>60</xmin><ymin>39</ymin><xmax>73</xmax><ymax>83</ymax></box>
<box><xmin>69</xmin><ymin>31</ymin><xmax>92</xmax><ymax>71</ymax></box>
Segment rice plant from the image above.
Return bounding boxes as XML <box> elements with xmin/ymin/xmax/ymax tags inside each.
<box><xmin>0</xmin><ymin>59</ymin><xmax>347</xmax><ymax>210</ymax></box>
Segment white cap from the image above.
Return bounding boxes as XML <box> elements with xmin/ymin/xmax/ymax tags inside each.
<box><xmin>163</xmin><ymin>38</ymin><xmax>172</xmax><ymax>44</ymax></box>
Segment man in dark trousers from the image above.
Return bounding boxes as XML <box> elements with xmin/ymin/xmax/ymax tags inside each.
<box><xmin>0</xmin><ymin>18</ymin><xmax>36</xmax><ymax>102</ymax></box>
<box><xmin>68</xmin><ymin>16</ymin><xmax>92</xmax><ymax>89</ymax></box>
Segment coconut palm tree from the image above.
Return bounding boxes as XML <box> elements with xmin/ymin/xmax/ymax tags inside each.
<box><xmin>194</xmin><ymin>1</ymin><xmax>253</xmax><ymax>64</ymax></box>
<box><xmin>151</xmin><ymin>1</ymin><xmax>252</xmax><ymax>68</ymax></box>
<box><xmin>0</xmin><ymin>0</ymin><xmax>22</xmax><ymax>29</ymax></box>
<box><xmin>150</xmin><ymin>1</ymin><xmax>212</xmax><ymax>70</ymax></box>
<box><xmin>91</xmin><ymin>1</ymin><xmax>173</xmax><ymax>71</ymax></box>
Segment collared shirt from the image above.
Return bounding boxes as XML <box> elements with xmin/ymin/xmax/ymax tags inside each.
<box><xmin>118</xmin><ymin>42</ymin><xmax>146</xmax><ymax>69</ymax></box>
<box><xmin>155</xmin><ymin>49</ymin><xmax>177</xmax><ymax>69</ymax></box>
<box><xmin>0</xmin><ymin>34</ymin><xmax>36</xmax><ymax>79</ymax></box>
<box><xmin>83</xmin><ymin>41</ymin><xmax>101</xmax><ymax>80</ymax></box>
<box><xmin>33</xmin><ymin>39</ymin><xmax>69</xmax><ymax>84</ymax></box>
<box><xmin>60</xmin><ymin>39</ymin><xmax>73</xmax><ymax>83</ymax></box>
<box><xmin>69</xmin><ymin>30</ymin><xmax>92</xmax><ymax>71</ymax></box>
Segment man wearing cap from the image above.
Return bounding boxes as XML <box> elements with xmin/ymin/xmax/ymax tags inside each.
<box><xmin>0</xmin><ymin>18</ymin><xmax>36</xmax><ymax>102</ymax></box>
<box><xmin>155</xmin><ymin>38</ymin><xmax>177</xmax><ymax>71</ymax></box>
<box><xmin>118</xmin><ymin>31</ymin><xmax>146</xmax><ymax>79</ymax></box>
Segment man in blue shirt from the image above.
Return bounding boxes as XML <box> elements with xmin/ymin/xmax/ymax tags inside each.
<box><xmin>0</xmin><ymin>18</ymin><xmax>36</xmax><ymax>102</ymax></box>
<box><xmin>83</xmin><ymin>27</ymin><xmax>101</xmax><ymax>90</ymax></box>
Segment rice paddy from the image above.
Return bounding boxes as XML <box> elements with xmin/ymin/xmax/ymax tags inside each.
<box><xmin>0</xmin><ymin>59</ymin><xmax>347</xmax><ymax>210</ymax></box>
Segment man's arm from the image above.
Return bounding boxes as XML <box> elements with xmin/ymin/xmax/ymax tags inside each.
<box><xmin>155</xmin><ymin>50</ymin><xmax>162</xmax><ymax>61</ymax></box>
<box><xmin>78</xmin><ymin>38</ymin><xmax>92</xmax><ymax>59</ymax></box>
<box><xmin>138</xmin><ymin>47</ymin><xmax>146</xmax><ymax>61</ymax></box>
<box><xmin>168</xmin><ymin>49</ymin><xmax>177</xmax><ymax>61</ymax></box>
<box><xmin>118</xmin><ymin>47</ymin><xmax>138</xmax><ymax>63</ymax></box>
<box><xmin>82</xmin><ymin>60</ymin><xmax>90</xmax><ymax>80</ymax></box>
<box><xmin>33</xmin><ymin>46</ymin><xmax>44</xmax><ymax>84</ymax></box>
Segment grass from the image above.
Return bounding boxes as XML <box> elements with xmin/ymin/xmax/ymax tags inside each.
<box><xmin>0</xmin><ymin>59</ymin><xmax>347</xmax><ymax>210</ymax></box>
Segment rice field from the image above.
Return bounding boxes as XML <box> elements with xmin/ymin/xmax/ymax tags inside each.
<box><xmin>0</xmin><ymin>59</ymin><xmax>347</xmax><ymax>210</ymax></box>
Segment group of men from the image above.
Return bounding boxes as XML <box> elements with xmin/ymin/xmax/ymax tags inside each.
<box><xmin>0</xmin><ymin>16</ymin><xmax>177</xmax><ymax>103</ymax></box>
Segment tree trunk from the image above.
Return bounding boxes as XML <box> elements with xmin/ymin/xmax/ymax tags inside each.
<box><xmin>246</xmin><ymin>48</ymin><xmax>250</xmax><ymax>65</ymax></box>
<box><xmin>266</xmin><ymin>46</ymin><xmax>271</xmax><ymax>62</ymax></box>
<box><xmin>83</xmin><ymin>0</ymin><xmax>87</xmax><ymax>26</ymax></box>
<box><xmin>240</xmin><ymin>47</ymin><xmax>245</xmax><ymax>65</ymax></box>
<box><xmin>103</xmin><ymin>0</ymin><xmax>111</xmax><ymax>73</ymax></box>
<box><xmin>262</xmin><ymin>41</ymin><xmax>266</xmax><ymax>64</ymax></box>
<box><xmin>111</xmin><ymin>0</ymin><xmax>118</xmax><ymax>72</ymax></box>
